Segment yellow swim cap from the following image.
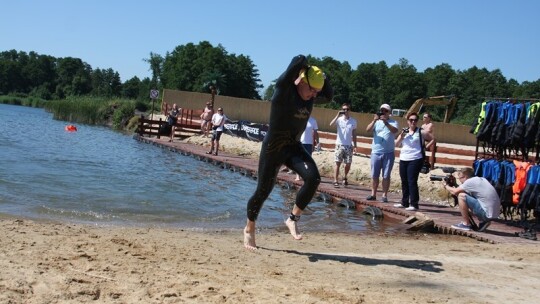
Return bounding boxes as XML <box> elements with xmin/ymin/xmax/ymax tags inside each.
<box><xmin>301</xmin><ymin>66</ymin><xmax>325</xmax><ymax>90</ymax></box>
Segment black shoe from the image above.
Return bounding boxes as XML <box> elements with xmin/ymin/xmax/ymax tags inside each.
<box><xmin>477</xmin><ymin>221</ymin><xmax>491</xmax><ymax>232</ymax></box>
<box><xmin>366</xmin><ymin>195</ymin><xmax>376</xmax><ymax>201</ymax></box>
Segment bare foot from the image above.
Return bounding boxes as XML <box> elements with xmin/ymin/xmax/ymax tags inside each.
<box><xmin>244</xmin><ymin>228</ymin><xmax>257</xmax><ymax>250</ymax></box>
<box><xmin>285</xmin><ymin>218</ymin><xmax>303</xmax><ymax>240</ymax></box>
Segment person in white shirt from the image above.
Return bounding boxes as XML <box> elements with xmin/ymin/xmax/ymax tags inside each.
<box><xmin>444</xmin><ymin>167</ymin><xmax>500</xmax><ymax>232</ymax></box>
<box><xmin>394</xmin><ymin>112</ymin><xmax>433</xmax><ymax>211</ymax></box>
<box><xmin>295</xmin><ymin>116</ymin><xmax>319</xmax><ymax>181</ymax></box>
<box><xmin>329</xmin><ymin>103</ymin><xmax>357</xmax><ymax>187</ymax></box>
<box><xmin>206</xmin><ymin>107</ymin><xmax>227</xmax><ymax>156</ymax></box>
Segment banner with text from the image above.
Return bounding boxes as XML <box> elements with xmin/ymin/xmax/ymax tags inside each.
<box><xmin>223</xmin><ymin>120</ymin><xmax>268</xmax><ymax>142</ymax></box>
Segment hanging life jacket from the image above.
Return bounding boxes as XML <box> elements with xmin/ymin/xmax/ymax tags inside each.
<box><xmin>512</xmin><ymin>161</ymin><xmax>532</xmax><ymax>205</ymax></box>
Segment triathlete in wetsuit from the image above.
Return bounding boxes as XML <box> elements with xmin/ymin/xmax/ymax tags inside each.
<box><xmin>244</xmin><ymin>55</ymin><xmax>333</xmax><ymax>250</ymax></box>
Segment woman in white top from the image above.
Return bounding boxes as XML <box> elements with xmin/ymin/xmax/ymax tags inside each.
<box><xmin>394</xmin><ymin>112</ymin><xmax>433</xmax><ymax>211</ymax></box>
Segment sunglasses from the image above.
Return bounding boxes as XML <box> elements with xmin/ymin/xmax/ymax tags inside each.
<box><xmin>304</xmin><ymin>66</ymin><xmax>321</xmax><ymax>94</ymax></box>
<box><xmin>408</xmin><ymin>118</ymin><xmax>419</xmax><ymax>122</ymax></box>
<box><xmin>342</xmin><ymin>108</ymin><xmax>350</xmax><ymax>111</ymax></box>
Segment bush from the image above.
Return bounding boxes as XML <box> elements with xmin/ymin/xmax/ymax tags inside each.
<box><xmin>126</xmin><ymin>116</ymin><xmax>140</xmax><ymax>132</ymax></box>
<box><xmin>112</xmin><ymin>101</ymin><xmax>136</xmax><ymax>129</ymax></box>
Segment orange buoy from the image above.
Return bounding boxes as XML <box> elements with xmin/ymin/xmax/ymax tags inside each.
<box><xmin>65</xmin><ymin>125</ymin><xmax>77</xmax><ymax>132</ymax></box>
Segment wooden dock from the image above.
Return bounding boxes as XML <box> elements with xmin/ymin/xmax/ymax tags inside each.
<box><xmin>134</xmin><ymin>134</ymin><xmax>537</xmax><ymax>245</ymax></box>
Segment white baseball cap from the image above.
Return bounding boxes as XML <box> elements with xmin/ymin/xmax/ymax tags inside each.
<box><xmin>380</xmin><ymin>104</ymin><xmax>392</xmax><ymax>112</ymax></box>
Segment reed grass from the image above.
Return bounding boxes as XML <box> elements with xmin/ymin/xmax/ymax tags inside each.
<box><xmin>0</xmin><ymin>95</ymin><xmax>46</xmax><ymax>107</ymax></box>
<box><xmin>44</xmin><ymin>97</ymin><xmax>136</xmax><ymax>129</ymax></box>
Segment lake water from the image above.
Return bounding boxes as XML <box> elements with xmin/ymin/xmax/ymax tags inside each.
<box><xmin>0</xmin><ymin>104</ymin><xmax>397</xmax><ymax>233</ymax></box>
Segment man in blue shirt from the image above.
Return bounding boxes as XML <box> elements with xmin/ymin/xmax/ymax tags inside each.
<box><xmin>365</xmin><ymin>103</ymin><xmax>399</xmax><ymax>202</ymax></box>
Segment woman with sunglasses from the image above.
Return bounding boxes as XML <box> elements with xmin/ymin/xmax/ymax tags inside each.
<box><xmin>244</xmin><ymin>55</ymin><xmax>333</xmax><ymax>250</ymax></box>
<box><xmin>394</xmin><ymin>112</ymin><xmax>433</xmax><ymax>211</ymax></box>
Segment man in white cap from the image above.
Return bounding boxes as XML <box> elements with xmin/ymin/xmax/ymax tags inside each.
<box><xmin>365</xmin><ymin>103</ymin><xmax>399</xmax><ymax>202</ymax></box>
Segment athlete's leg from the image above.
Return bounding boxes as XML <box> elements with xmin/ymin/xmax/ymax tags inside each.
<box><xmin>244</xmin><ymin>144</ymin><xmax>282</xmax><ymax>249</ymax></box>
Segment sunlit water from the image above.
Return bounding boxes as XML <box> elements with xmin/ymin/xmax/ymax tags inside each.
<box><xmin>0</xmin><ymin>104</ymin><xmax>398</xmax><ymax>233</ymax></box>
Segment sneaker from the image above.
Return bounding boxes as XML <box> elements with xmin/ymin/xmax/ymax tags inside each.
<box><xmin>451</xmin><ymin>222</ymin><xmax>471</xmax><ymax>231</ymax></box>
<box><xmin>405</xmin><ymin>206</ymin><xmax>418</xmax><ymax>211</ymax></box>
<box><xmin>381</xmin><ymin>197</ymin><xmax>388</xmax><ymax>203</ymax></box>
<box><xmin>477</xmin><ymin>221</ymin><xmax>491</xmax><ymax>232</ymax></box>
<box><xmin>366</xmin><ymin>195</ymin><xmax>376</xmax><ymax>201</ymax></box>
<box><xmin>393</xmin><ymin>203</ymin><xmax>405</xmax><ymax>208</ymax></box>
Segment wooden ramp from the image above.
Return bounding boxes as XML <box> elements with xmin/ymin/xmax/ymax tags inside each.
<box><xmin>134</xmin><ymin>135</ymin><xmax>537</xmax><ymax>245</ymax></box>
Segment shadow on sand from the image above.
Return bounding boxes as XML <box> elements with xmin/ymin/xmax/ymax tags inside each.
<box><xmin>262</xmin><ymin>247</ymin><xmax>444</xmax><ymax>273</ymax></box>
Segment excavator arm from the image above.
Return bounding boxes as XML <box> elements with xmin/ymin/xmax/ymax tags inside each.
<box><xmin>405</xmin><ymin>95</ymin><xmax>457</xmax><ymax>123</ymax></box>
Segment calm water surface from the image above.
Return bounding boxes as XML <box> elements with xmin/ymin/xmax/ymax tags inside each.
<box><xmin>0</xmin><ymin>104</ymin><xmax>398</xmax><ymax>233</ymax></box>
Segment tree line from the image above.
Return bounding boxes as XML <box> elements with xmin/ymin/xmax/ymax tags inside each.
<box><xmin>1</xmin><ymin>41</ymin><xmax>539</xmax><ymax>125</ymax></box>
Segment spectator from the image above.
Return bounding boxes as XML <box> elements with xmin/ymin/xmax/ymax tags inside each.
<box><xmin>422</xmin><ymin>112</ymin><xmax>436</xmax><ymax>168</ymax></box>
<box><xmin>206</xmin><ymin>107</ymin><xmax>228</xmax><ymax>156</ymax></box>
<box><xmin>393</xmin><ymin>112</ymin><xmax>433</xmax><ymax>211</ymax></box>
<box><xmin>295</xmin><ymin>115</ymin><xmax>319</xmax><ymax>181</ymax></box>
<box><xmin>200</xmin><ymin>101</ymin><xmax>214</xmax><ymax>137</ymax></box>
<box><xmin>365</xmin><ymin>103</ymin><xmax>399</xmax><ymax>202</ymax></box>
<box><xmin>444</xmin><ymin>167</ymin><xmax>500</xmax><ymax>232</ymax></box>
<box><xmin>329</xmin><ymin>103</ymin><xmax>357</xmax><ymax>187</ymax></box>
<box><xmin>167</xmin><ymin>103</ymin><xmax>181</xmax><ymax>142</ymax></box>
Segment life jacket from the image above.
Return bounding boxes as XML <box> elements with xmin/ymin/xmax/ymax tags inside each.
<box><xmin>525</xmin><ymin>103</ymin><xmax>540</xmax><ymax>145</ymax></box>
<box><xmin>471</xmin><ymin>100</ymin><xmax>488</xmax><ymax>135</ymax></box>
<box><xmin>506</xmin><ymin>103</ymin><xmax>526</xmax><ymax>147</ymax></box>
<box><xmin>491</xmin><ymin>102</ymin><xmax>508</xmax><ymax>146</ymax></box>
<box><xmin>511</xmin><ymin>103</ymin><xmax>528</xmax><ymax>145</ymax></box>
<box><xmin>476</xmin><ymin>101</ymin><xmax>500</xmax><ymax>143</ymax></box>
<box><xmin>512</xmin><ymin>161</ymin><xmax>532</xmax><ymax>205</ymax></box>
<box><xmin>497</xmin><ymin>160</ymin><xmax>516</xmax><ymax>220</ymax></box>
<box><xmin>517</xmin><ymin>165</ymin><xmax>540</xmax><ymax>212</ymax></box>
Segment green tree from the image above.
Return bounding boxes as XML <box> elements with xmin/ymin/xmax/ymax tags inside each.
<box><xmin>160</xmin><ymin>41</ymin><xmax>261</xmax><ymax>99</ymax></box>
<box><xmin>55</xmin><ymin>57</ymin><xmax>92</xmax><ymax>98</ymax></box>
<box><xmin>382</xmin><ymin>58</ymin><xmax>426</xmax><ymax>111</ymax></box>
<box><xmin>423</xmin><ymin>63</ymin><xmax>456</xmax><ymax>97</ymax></box>
<box><xmin>143</xmin><ymin>52</ymin><xmax>163</xmax><ymax>89</ymax></box>
<box><xmin>122</xmin><ymin>76</ymin><xmax>142</xmax><ymax>99</ymax></box>
<box><xmin>350</xmin><ymin>61</ymin><xmax>389</xmax><ymax>112</ymax></box>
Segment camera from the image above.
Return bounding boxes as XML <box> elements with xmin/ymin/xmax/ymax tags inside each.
<box><xmin>339</xmin><ymin>111</ymin><xmax>345</xmax><ymax>115</ymax></box>
<box><xmin>377</xmin><ymin>112</ymin><xmax>384</xmax><ymax>117</ymax></box>
<box><xmin>402</xmin><ymin>127</ymin><xmax>409</xmax><ymax>133</ymax></box>
<box><xmin>431</xmin><ymin>173</ymin><xmax>459</xmax><ymax>207</ymax></box>
<box><xmin>430</xmin><ymin>174</ymin><xmax>457</xmax><ymax>187</ymax></box>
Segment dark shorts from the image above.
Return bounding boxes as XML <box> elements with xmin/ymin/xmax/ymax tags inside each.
<box><xmin>212</xmin><ymin>130</ymin><xmax>223</xmax><ymax>141</ymax></box>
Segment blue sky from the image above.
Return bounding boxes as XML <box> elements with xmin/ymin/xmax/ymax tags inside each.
<box><xmin>2</xmin><ymin>0</ymin><xmax>539</xmax><ymax>92</ymax></box>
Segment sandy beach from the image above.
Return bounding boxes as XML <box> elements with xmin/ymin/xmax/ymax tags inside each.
<box><xmin>2</xmin><ymin>134</ymin><xmax>539</xmax><ymax>303</ymax></box>
<box><xmin>1</xmin><ymin>216</ymin><xmax>539</xmax><ymax>303</ymax></box>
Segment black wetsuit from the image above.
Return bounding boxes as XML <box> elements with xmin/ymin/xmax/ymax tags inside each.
<box><xmin>246</xmin><ymin>55</ymin><xmax>333</xmax><ymax>221</ymax></box>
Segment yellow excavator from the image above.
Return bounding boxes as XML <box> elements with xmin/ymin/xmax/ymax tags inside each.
<box><xmin>404</xmin><ymin>95</ymin><xmax>457</xmax><ymax>123</ymax></box>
